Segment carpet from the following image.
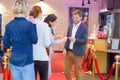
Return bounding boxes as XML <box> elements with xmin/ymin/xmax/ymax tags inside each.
<box><xmin>37</xmin><ymin>52</ymin><xmax>66</xmax><ymax>80</ymax></box>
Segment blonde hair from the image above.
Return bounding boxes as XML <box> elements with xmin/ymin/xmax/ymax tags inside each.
<box><xmin>13</xmin><ymin>0</ymin><xmax>29</xmax><ymax>14</ymax></box>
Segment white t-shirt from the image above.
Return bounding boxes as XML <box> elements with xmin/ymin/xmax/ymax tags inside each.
<box><xmin>33</xmin><ymin>18</ymin><xmax>51</xmax><ymax>61</ymax></box>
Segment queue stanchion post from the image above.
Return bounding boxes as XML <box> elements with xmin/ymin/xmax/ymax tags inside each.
<box><xmin>91</xmin><ymin>44</ymin><xmax>95</xmax><ymax>80</ymax></box>
<box><xmin>92</xmin><ymin>55</ymin><xmax>95</xmax><ymax>80</ymax></box>
<box><xmin>2</xmin><ymin>55</ymin><xmax>9</xmax><ymax>80</ymax></box>
<box><xmin>2</xmin><ymin>49</ymin><xmax>11</xmax><ymax>80</ymax></box>
<box><xmin>114</xmin><ymin>55</ymin><xmax>120</xmax><ymax>80</ymax></box>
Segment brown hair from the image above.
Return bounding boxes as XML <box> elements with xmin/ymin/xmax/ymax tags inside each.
<box><xmin>44</xmin><ymin>14</ymin><xmax>57</xmax><ymax>35</ymax></box>
<box><xmin>44</xmin><ymin>14</ymin><xmax>57</xmax><ymax>27</ymax></box>
<box><xmin>72</xmin><ymin>9</ymin><xmax>83</xmax><ymax>17</ymax></box>
<box><xmin>29</xmin><ymin>6</ymin><xmax>42</xmax><ymax>18</ymax></box>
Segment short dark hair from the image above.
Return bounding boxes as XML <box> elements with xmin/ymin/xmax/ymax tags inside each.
<box><xmin>29</xmin><ymin>6</ymin><xmax>42</xmax><ymax>18</ymax></box>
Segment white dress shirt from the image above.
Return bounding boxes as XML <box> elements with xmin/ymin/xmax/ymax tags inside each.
<box><xmin>33</xmin><ymin>18</ymin><xmax>51</xmax><ymax>61</ymax></box>
<box><xmin>69</xmin><ymin>21</ymin><xmax>81</xmax><ymax>50</ymax></box>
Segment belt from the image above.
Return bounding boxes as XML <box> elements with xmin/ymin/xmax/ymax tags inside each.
<box><xmin>68</xmin><ymin>49</ymin><xmax>73</xmax><ymax>52</ymax></box>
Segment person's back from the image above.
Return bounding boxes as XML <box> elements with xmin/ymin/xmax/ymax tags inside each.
<box><xmin>3</xmin><ymin>0</ymin><xmax>38</xmax><ymax>80</ymax></box>
<box><xmin>33</xmin><ymin>18</ymin><xmax>50</xmax><ymax>61</ymax></box>
<box><xmin>4</xmin><ymin>17</ymin><xmax>37</xmax><ymax>66</ymax></box>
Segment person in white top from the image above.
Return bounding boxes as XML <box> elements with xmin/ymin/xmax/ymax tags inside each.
<box><xmin>44</xmin><ymin>14</ymin><xmax>67</xmax><ymax>78</ymax></box>
<box><xmin>29</xmin><ymin>6</ymin><xmax>51</xmax><ymax>80</ymax></box>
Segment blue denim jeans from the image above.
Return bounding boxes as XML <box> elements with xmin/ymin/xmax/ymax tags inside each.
<box><xmin>10</xmin><ymin>63</ymin><xmax>35</xmax><ymax>80</ymax></box>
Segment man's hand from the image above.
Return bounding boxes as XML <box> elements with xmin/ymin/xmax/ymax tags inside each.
<box><xmin>55</xmin><ymin>35</ymin><xmax>62</xmax><ymax>39</ymax></box>
<box><xmin>62</xmin><ymin>37</ymin><xmax>67</xmax><ymax>42</ymax></box>
<box><xmin>63</xmin><ymin>49</ymin><xmax>67</xmax><ymax>56</ymax></box>
<box><xmin>68</xmin><ymin>37</ymin><xmax>76</xmax><ymax>43</ymax></box>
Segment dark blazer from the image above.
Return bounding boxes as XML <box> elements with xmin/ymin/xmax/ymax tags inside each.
<box><xmin>64</xmin><ymin>22</ymin><xmax>88</xmax><ymax>56</ymax></box>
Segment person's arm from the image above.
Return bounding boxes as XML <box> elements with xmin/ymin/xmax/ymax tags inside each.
<box><xmin>63</xmin><ymin>26</ymin><xmax>70</xmax><ymax>56</ymax></box>
<box><xmin>3</xmin><ymin>25</ymin><xmax>12</xmax><ymax>47</ymax></box>
<box><xmin>44</xmin><ymin>25</ymin><xmax>51</xmax><ymax>55</ymax></box>
<box><xmin>64</xmin><ymin>26</ymin><xmax>71</xmax><ymax>49</ymax></box>
<box><xmin>44</xmin><ymin>25</ymin><xmax>51</xmax><ymax>48</ymax></box>
<box><xmin>28</xmin><ymin>22</ymin><xmax>38</xmax><ymax>44</ymax></box>
<box><xmin>51</xmin><ymin>37</ymin><xmax>67</xmax><ymax>46</ymax></box>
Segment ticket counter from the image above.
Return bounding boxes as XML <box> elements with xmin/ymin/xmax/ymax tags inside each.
<box><xmin>88</xmin><ymin>39</ymin><xmax>108</xmax><ymax>73</ymax></box>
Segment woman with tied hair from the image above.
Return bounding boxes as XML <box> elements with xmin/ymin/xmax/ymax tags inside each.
<box><xmin>44</xmin><ymin>14</ymin><xmax>67</xmax><ymax>78</ymax></box>
<box><xmin>29</xmin><ymin>6</ymin><xmax>51</xmax><ymax>80</ymax></box>
<box><xmin>3</xmin><ymin>0</ymin><xmax>38</xmax><ymax>80</ymax></box>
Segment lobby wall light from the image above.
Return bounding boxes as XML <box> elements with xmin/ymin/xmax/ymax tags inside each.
<box><xmin>82</xmin><ymin>0</ymin><xmax>84</xmax><ymax>6</ymax></box>
<box><xmin>82</xmin><ymin>0</ymin><xmax>97</xmax><ymax>6</ymax></box>
<box><xmin>88</xmin><ymin>0</ymin><xmax>90</xmax><ymax>4</ymax></box>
